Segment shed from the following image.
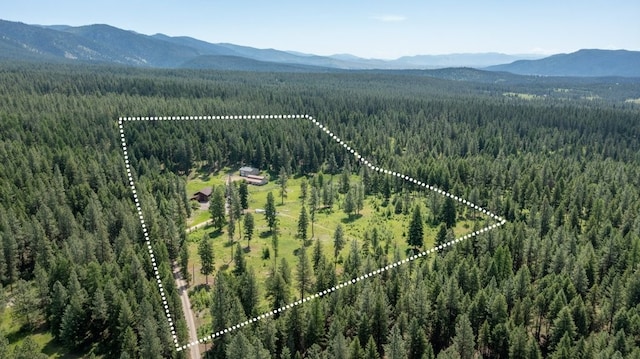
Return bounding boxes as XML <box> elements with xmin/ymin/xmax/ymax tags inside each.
<box><xmin>245</xmin><ymin>174</ymin><xmax>267</xmax><ymax>186</ymax></box>
<box><xmin>239</xmin><ymin>166</ymin><xmax>260</xmax><ymax>177</ymax></box>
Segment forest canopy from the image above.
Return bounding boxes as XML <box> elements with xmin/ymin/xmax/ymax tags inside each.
<box><xmin>1</xmin><ymin>62</ymin><xmax>640</xmax><ymax>358</ymax></box>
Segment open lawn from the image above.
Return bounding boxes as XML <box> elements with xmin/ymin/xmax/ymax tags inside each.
<box><xmin>184</xmin><ymin>171</ymin><xmax>488</xmax><ymax>330</ymax></box>
<box><xmin>186</xmin><ymin>169</ymin><xmax>228</xmax><ymax>227</ymax></box>
<box><xmin>0</xmin><ymin>308</ymin><xmax>81</xmax><ymax>358</ymax></box>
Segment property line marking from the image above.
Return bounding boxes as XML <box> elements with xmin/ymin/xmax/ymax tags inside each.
<box><xmin>118</xmin><ymin>114</ymin><xmax>506</xmax><ymax>351</ymax></box>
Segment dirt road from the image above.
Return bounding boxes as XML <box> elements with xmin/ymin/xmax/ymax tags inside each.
<box><xmin>173</xmin><ymin>264</ymin><xmax>201</xmax><ymax>359</ymax></box>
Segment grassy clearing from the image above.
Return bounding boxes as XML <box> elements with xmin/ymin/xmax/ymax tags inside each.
<box><xmin>503</xmin><ymin>92</ymin><xmax>542</xmax><ymax>100</ymax></box>
<box><xmin>186</xmin><ymin>170</ymin><xmax>228</xmax><ymax>227</ymax></box>
<box><xmin>184</xmin><ymin>171</ymin><xmax>487</xmax><ymax>330</ymax></box>
<box><xmin>625</xmin><ymin>98</ymin><xmax>640</xmax><ymax>104</ymax></box>
<box><xmin>0</xmin><ymin>308</ymin><xmax>80</xmax><ymax>358</ymax></box>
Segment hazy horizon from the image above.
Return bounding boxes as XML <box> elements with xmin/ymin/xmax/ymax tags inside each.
<box><xmin>1</xmin><ymin>0</ymin><xmax>638</xmax><ymax>59</ymax></box>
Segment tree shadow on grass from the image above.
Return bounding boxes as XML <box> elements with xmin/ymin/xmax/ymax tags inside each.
<box><xmin>207</xmin><ymin>230</ymin><xmax>223</xmax><ymax>239</ymax></box>
<box><xmin>259</xmin><ymin>230</ymin><xmax>272</xmax><ymax>239</ymax></box>
<box><xmin>340</xmin><ymin>214</ymin><xmax>363</xmax><ymax>224</ymax></box>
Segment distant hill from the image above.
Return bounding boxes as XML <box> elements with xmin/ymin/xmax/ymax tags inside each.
<box><xmin>394</xmin><ymin>53</ymin><xmax>544</xmax><ymax>69</ymax></box>
<box><xmin>486</xmin><ymin>49</ymin><xmax>640</xmax><ymax>77</ymax></box>
<box><xmin>180</xmin><ymin>55</ymin><xmax>336</xmax><ymax>72</ymax></box>
<box><xmin>1</xmin><ymin>19</ymin><xmax>638</xmax><ymax>77</ymax></box>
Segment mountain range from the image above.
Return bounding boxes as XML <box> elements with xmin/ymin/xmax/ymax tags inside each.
<box><xmin>1</xmin><ymin>19</ymin><xmax>638</xmax><ymax>77</ymax></box>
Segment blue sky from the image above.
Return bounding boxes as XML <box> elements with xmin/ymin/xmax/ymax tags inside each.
<box><xmin>1</xmin><ymin>0</ymin><xmax>638</xmax><ymax>59</ymax></box>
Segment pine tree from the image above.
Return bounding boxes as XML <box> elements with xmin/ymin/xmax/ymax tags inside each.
<box><xmin>198</xmin><ymin>235</ymin><xmax>214</xmax><ymax>285</ymax></box>
<box><xmin>407</xmin><ymin>318</ymin><xmax>428</xmax><ymax>359</ymax></box>
<box><xmin>90</xmin><ymin>287</ymin><xmax>108</xmax><ymax>338</ymax></box>
<box><xmin>295</xmin><ymin>246</ymin><xmax>314</xmax><ymax>299</ymax></box>
<box><xmin>209</xmin><ymin>186</ymin><xmax>226</xmax><ymax>232</ymax></box>
<box><xmin>233</xmin><ymin>242</ymin><xmax>246</xmax><ymax>276</ymax></box>
<box><xmin>334</xmin><ymin>224</ymin><xmax>346</xmax><ymax>268</ymax></box>
<box><xmin>272</xmin><ymin>230</ymin><xmax>279</xmax><ymax>263</ymax></box>
<box><xmin>349</xmin><ymin>336</ymin><xmax>364</xmax><ymax>359</ymax></box>
<box><xmin>509</xmin><ymin>325</ymin><xmax>529</xmax><ymax>359</ymax></box>
<box><xmin>370</xmin><ymin>286</ymin><xmax>390</xmax><ymax>353</ymax></box>
<box><xmin>13</xmin><ymin>336</ymin><xmax>48</xmax><ymax>359</ymax></box>
<box><xmin>49</xmin><ymin>281</ymin><xmax>68</xmax><ymax>335</ymax></box>
<box><xmin>407</xmin><ymin>205</ymin><xmax>424</xmax><ymax>251</ymax></box>
<box><xmin>211</xmin><ymin>271</ymin><xmax>232</xmax><ymax>332</ymax></box>
<box><xmin>265</xmin><ymin>192</ymin><xmax>278</xmax><ymax>233</ymax></box>
<box><xmin>340</xmin><ymin>170</ymin><xmax>351</xmax><ymax>194</ymax></box>
<box><xmin>323</xmin><ymin>182</ymin><xmax>335</xmax><ymax>209</ymax></box>
<box><xmin>385</xmin><ymin>324</ymin><xmax>407</xmax><ymax>359</ymax></box>
<box><xmin>440</xmin><ymin>196</ymin><xmax>457</xmax><ymax>228</ymax></box>
<box><xmin>0</xmin><ymin>233</ymin><xmax>5</xmax><ymax>285</ymax></box>
<box><xmin>298</xmin><ymin>206</ymin><xmax>309</xmax><ymax>241</ymax></box>
<box><xmin>343</xmin><ymin>189</ymin><xmax>356</xmax><ymax>219</ymax></box>
<box><xmin>0</xmin><ymin>332</ymin><xmax>9</xmax><ymax>359</ymax></box>
<box><xmin>550</xmin><ymin>307</ymin><xmax>576</xmax><ymax>350</ymax></box>
<box><xmin>12</xmin><ymin>280</ymin><xmax>40</xmax><ymax>331</ymax></box>
<box><xmin>2</xmin><ymin>231</ymin><xmax>17</xmax><ymax>286</ymax></box>
<box><xmin>453</xmin><ymin>314</ymin><xmax>475</xmax><ymax>359</ymax></box>
<box><xmin>551</xmin><ymin>333</ymin><xmax>573</xmax><ymax>359</ymax></box>
<box><xmin>326</xmin><ymin>153</ymin><xmax>339</xmax><ymax>175</ymax></box>
<box><xmin>59</xmin><ymin>296</ymin><xmax>85</xmax><ymax>349</ymax></box>
<box><xmin>312</xmin><ymin>238</ymin><xmax>323</xmax><ymax>271</ymax></box>
<box><xmin>179</xmin><ymin>244</ymin><xmax>190</xmax><ymax>283</ymax></box>
<box><xmin>267</xmin><ymin>270</ymin><xmax>289</xmax><ymax>312</ymax></box>
<box><xmin>309</xmin><ymin>186</ymin><xmax>319</xmax><ymax>238</ymax></box>
<box><xmin>306</xmin><ymin>299</ymin><xmax>325</xmax><ymax>348</ymax></box>
<box><xmin>228</xmin><ymin>215</ymin><xmax>236</xmax><ymax>243</ymax></box>
<box><xmin>239</xmin><ymin>268</ymin><xmax>259</xmax><ymax>317</ymax></box>
<box><xmin>300</xmin><ymin>178</ymin><xmax>308</xmax><ymax>204</ymax></box>
<box><xmin>239</xmin><ymin>180</ymin><xmax>249</xmax><ymax>210</ymax></box>
<box><xmin>330</xmin><ymin>332</ymin><xmax>348</xmax><ymax>359</ymax></box>
<box><xmin>139</xmin><ymin>317</ymin><xmax>162</xmax><ymax>359</ymax></box>
<box><xmin>230</xmin><ymin>182</ymin><xmax>242</xmax><ymax>220</ymax></box>
<box><xmin>244</xmin><ymin>212</ymin><xmax>255</xmax><ymax>249</ymax></box>
<box><xmin>435</xmin><ymin>223</ymin><xmax>448</xmax><ymax>252</ymax></box>
<box><xmin>356</xmin><ymin>182</ymin><xmax>364</xmax><ymax>215</ymax></box>
<box><xmin>279</xmin><ymin>166</ymin><xmax>289</xmax><ymax>205</ymax></box>
<box><xmin>365</xmin><ymin>336</ymin><xmax>380</xmax><ymax>359</ymax></box>
<box><xmin>226</xmin><ymin>332</ymin><xmax>255</xmax><ymax>358</ymax></box>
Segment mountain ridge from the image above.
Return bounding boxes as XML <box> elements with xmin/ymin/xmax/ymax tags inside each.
<box><xmin>1</xmin><ymin>19</ymin><xmax>638</xmax><ymax>77</ymax></box>
<box><xmin>486</xmin><ymin>49</ymin><xmax>640</xmax><ymax>77</ymax></box>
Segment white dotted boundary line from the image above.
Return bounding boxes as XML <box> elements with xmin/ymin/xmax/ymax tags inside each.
<box><xmin>118</xmin><ymin>118</ymin><xmax>178</xmax><ymax>346</ymax></box>
<box><xmin>177</xmin><ymin>222</ymin><xmax>505</xmax><ymax>352</ymax></box>
<box><xmin>118</xmin><ymin>114</ymin><xmax>506</xmax><ymax>351</ymax></box>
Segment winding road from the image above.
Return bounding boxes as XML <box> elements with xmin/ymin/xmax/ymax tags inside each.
<box><xmin>173</xmin><ymin>263</ymin><xmax>201</xmax><ymax>359</ymax></box>
<box><xmin>175</xmin><ymin>175</ymin><xmax>231</xmax><ymax>358</ymax></box>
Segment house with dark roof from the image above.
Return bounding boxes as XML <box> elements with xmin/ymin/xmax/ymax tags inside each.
<box><xmin>191</xmin><ymin>187</ymin><xmax>212</xmax><ymax>203</ymax></box>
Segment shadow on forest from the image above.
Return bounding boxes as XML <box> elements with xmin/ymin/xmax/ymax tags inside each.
<box><xmin>192</xmin><ymin>283</ymin><xmax>211</xmax><ymax>292</ymax></box>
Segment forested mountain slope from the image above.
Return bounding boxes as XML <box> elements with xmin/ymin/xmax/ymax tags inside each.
<box><xmin>0</xmin><ymin>63</ymin><xmax>640</xmax><ymax>358</ymax></box>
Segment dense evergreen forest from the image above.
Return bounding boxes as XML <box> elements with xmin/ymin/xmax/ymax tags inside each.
<box><xmin>1</xmin><ymin>62</ymin><xmax>640</xmax><ymax>358</ymax></box>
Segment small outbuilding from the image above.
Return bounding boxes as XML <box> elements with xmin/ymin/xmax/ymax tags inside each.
<box><xmin>191</xmin><ymin>187</ymin><xmax>212</xmax><ymax>203</ymax></box>
<box><xmin>239</xmin><ymin>166</ymin><xmax>260</xmax><ymax>177</ymax></box>
<box><xmin>245</xmin><ymin>174</ymin><xmax>267</xmax><ymax>186</ymax></box>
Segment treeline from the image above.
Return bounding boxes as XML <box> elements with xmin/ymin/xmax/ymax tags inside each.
<box><xmin>0</xmin><ymin>63</ymin><xmax>639</xmax><ymax>358</ymax></box>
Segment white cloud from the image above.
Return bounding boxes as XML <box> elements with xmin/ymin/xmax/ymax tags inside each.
<box><xmin>371</xmin><ymin>15</ymin><xmax>406</xmax><ymax>22</ymax></box>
